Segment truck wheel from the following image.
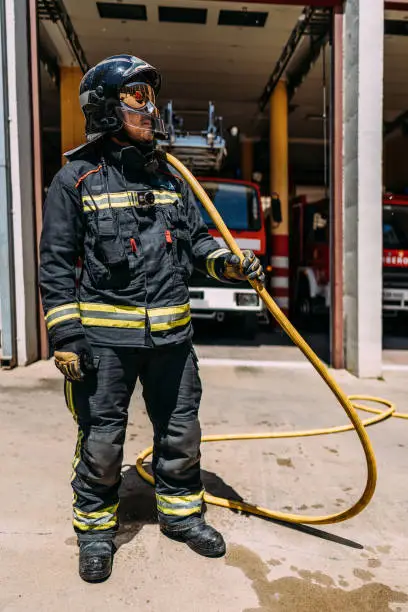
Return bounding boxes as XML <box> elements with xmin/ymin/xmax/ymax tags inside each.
<box><xmin>295</xmin><ymin>279</ymin><xmax>313</xmax><ymax>330</ymax></box>
<box><xmin>242</xmin><ymin>314</ymin><xmax>258</xmax><ymax>340</ymax></box>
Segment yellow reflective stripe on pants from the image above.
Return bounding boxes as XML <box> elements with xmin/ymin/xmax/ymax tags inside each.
<box><xmin>73</xmin><ymin>503</ymin><xmax>118</xmax><ymax>531</ymax></box>
<box><xmin>73</xmin><ymin>517</ymin><xmax>117</xmax><ymax>531</ymax></box>
<box><xmin>64</xmin><ymin>380</ymin><xmax>77</xmax><ymax>423</ymax></box>
<box><xmin>71</xmin><ymin>430</ymin><xmax>84</xmax><ymax>484</ymax></box>
<box><xmin>156</xmin><ymin>491</ymin><xmax>204</xmax><ymax>516</ymax></box>
<box><xmin>157</xmin><ymin>492</ymin><xmax>204</xmax><ymax>504</ymax></box>
<box><xmin>64</xmin><ymin>381</ymin><xmax>84</xmax><ymax>485</ymax></box>
<box><xmin>74</xmin><ymin>502</ymin><xmax>119</xmax><ymax>520</ymax></box>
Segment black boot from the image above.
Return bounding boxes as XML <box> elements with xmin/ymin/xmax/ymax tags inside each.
<box><xmin>78</xmin><ymin>539</ymin><xmax>114</xmax><ymax>583</ymax></box>
<box><xmin>160</xmin><ymin>518</ymin><xmax>226</xmax><ymax>558</ymax></box>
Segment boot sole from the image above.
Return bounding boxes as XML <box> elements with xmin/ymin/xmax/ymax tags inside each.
<box><xmin>161</xmin><ymin>529</ymin><xmax>226</xmax><ymax>558</ymax></box>
<box><xmin>186</xmin><ymin>540</ymin><xmax>226</xmax><ymax>558</ymax></box>
<box><xmin>79</xmin><ymin>570</ymin><xmax>112</xmax><ymax>583</ymax></box>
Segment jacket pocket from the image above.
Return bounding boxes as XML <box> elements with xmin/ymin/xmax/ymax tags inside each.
<box><xmin>85</xmin><ymin>214</ymin><xmax>132</xmax><ymax>290</ymax></box>
<box><xmin>173</xmin><ymin>229</ymin><xmax>193</xmax><ymax>280</ymax></box>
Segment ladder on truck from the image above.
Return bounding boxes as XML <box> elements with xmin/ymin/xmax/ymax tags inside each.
<box><xmin>158</xmin><ymin>101</ymin><xmax>227</xmax><ymax>173</ymax></box>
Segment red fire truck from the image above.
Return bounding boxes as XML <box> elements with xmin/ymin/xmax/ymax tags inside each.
<box><xmin>159</xmin><ymin>102</ymin><xmax>268</xmax><ymax>337</ymax></box>
<box><xmin>290</xmin><ymin>193</ymin><xmax>408</xmax><ymax>325</ymax></box>
<box><xmin>189</xmin><ymin>177</ymin><xmax>267</xmax><ymax>337</ymax></box>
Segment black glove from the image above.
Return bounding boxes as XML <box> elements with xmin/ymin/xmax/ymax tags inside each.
<box><xmin>224</xmin><ymin>250</ymin><xmax>265</xmax><ymax>284</ymax></box>
<box><xmin>54</xmin><ymin>336</ymin><xmax>97</xmax><ymax>382</ymax></box>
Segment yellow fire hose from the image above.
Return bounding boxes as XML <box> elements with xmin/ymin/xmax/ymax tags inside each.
<box><xmin>136</xmin><ymin>153</ymin><xmax>407</xmax><ymax>526</ymax></box>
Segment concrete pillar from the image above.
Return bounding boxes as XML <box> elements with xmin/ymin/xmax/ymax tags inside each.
<box><xmin>270</xmin><ymin>81</ymin><xmax>289</xmax><ymax>316</ymax></box>
<box><xmin>241</xmin><ymin>139</ymin><xmax>253</xmax><ymax>182</ymax></box>
<box><xmin>4</xmin><ymin>0</ymin><xmax>38</xmax><ymax>365</ymax></box>
<box><xmin>343</xmin><ymin>0</ymin><xmax>384</xmax><ymax>377</ymax></box>
<box><xmin>60</xmin><ymin>66</ymin><xmax>85</xmax><ymax>158</ymax></box>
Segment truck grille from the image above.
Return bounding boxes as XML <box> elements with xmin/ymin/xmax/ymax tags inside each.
<box><xmin>383</xmin><ymin>270</ymin><xmax>408</xmax><ymax>288</ymax></box>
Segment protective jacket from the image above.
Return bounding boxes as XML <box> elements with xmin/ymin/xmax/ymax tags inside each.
<box><xmin>39</xmin><ymin>138</ymin><xmax>230</xmax><ymax>348</ymax></box>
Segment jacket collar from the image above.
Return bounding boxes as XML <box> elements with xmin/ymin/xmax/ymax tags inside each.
<box><xmin>103</xmin><ymin>138</ymin><xmax>151</xmax><ymax>170</ymax></box>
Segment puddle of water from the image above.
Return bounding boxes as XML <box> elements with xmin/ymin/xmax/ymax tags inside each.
<box><xmin>226</xmin><ymin>544</ymin><xmax>408</xmax><ymax>612</ymax></box>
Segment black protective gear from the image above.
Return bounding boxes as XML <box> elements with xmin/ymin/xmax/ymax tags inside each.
<box><xmin>79</xmin><ymin>54</ymin><xmax>165</xmax><ymax>140</ymax></box>
<box><xmin>79</xmin><ymin>539</ymin><xmax>114</xmax><ymax>583</ymax></box>
<box><xmin>54</xmin><ymin>337</ymin><xmax>96</xmax><ymax>381</ymax></box>
<box><xmin>160</xmin><ymin>516</ymin><xmax>226</xmax><ymax>558</ymax></box>
<box><xmin>39</xmin><ymin>138</ymin><xmax>221</xmax><ymax>349</ymax></box>
<box><xmin>65</xmin><ymin>342</ymin><xmax>203</xmax><ymax>538</ymax></box>
<box><xmin>223</xmin><ymin>249</ymin><xmax>265</xmax><ymax>284</ymax></box>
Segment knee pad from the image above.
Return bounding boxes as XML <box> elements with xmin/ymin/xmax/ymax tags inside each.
<box><xmin>79</xmin><ymin>425</ymin><xmax>125</xmax><ymax>488</ymax></box>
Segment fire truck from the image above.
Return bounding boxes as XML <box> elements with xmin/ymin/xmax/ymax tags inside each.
<box><xmin>159</xmin><ymin>102</ymin><xmax>267</xmax><ymax>337</ymax></box>
<box><xmin>290</xmin><ymin>193</ymin><xmax>408</xmax><ymax>325</ymax></box>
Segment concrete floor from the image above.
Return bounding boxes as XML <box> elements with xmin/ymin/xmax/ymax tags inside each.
<box><xmin>1</xmin><ymin>339</ymin><xmax>408</xmax><ymax>611</ymax></box>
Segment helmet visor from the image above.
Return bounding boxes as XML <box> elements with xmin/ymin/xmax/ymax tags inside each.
<box><xmin>117</xmin><ymin>82</ymin><xmax>166</xmax><ymax>139</ymax></box>
<box><xmin>119</xmin><ymin>82</ymin><xmax>156</xmax><ymax>110</ymax></box>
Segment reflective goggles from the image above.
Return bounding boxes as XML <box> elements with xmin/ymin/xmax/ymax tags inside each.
<box><xmin>119</xmin><ymin>82</ymin><xmax>156</xmax><ymax>111</ymax></box>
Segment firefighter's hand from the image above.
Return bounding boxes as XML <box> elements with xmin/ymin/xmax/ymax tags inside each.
<box><xmin>54</xmin><ymin>337</ymin><xmax>97</xmax><ymax>382</ymax></box>
<box><xmin>224</xmin><ymin>250</ymin><xmax>265</xmax><ymax>284</ymax></box>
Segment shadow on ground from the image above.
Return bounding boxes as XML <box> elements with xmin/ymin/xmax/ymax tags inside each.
<box><xmin>115</xmin><ymin>466</ymin><xmax>244</xmax><ymax>549</ymax></box>
<box><xmin>116</xmin><ymin>465</ymin><xmax>363</xmax><ymax>552</ymax></box>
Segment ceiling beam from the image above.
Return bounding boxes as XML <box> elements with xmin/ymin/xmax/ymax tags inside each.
<box><xmin>385</xmin><ymin>1</ymin><xmax>408</xmax><ymax>9</ymax></box>
<box><xmin>38</xmin><ymin>0</ymin><xmax>89</xmax><ymax>73</ymax></box>
<box><xmin>286</xmin><ymin>9</ymin><xmax>332</xmax><ymax>100</ymax></box>
<box><xmin>258</xmin><ymin>6</ymin><xmax>323</xmax><ymax>112</ymax></box>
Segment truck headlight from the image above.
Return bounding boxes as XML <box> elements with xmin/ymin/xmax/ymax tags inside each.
<box><xmin>235</xmin><ymin>293</ymin><xmax>259</xmax><ymax>306</ymax></box>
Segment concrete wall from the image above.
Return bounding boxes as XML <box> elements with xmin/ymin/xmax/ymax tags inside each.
<box><xmin>343</xmin><ymin>0</ymin><xmax>384</xmax><ymax>377</ymax></box>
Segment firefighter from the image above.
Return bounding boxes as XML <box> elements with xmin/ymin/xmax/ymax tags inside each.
<box><xmin>39</xmin><ymin>54</ymin><xmax>264</xmax><ymax>583</ymax></box>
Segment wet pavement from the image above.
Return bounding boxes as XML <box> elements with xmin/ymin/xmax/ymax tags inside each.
<box><xmin>0</xmin><ymin>339</ymin><xmax>408</xmax><ymax>611</ymax></box>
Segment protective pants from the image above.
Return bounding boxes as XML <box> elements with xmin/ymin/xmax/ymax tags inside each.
<box><xmin>64</xmin><ymin>342</ymin><xmax>203</xmax><ymax>540</ymax></box>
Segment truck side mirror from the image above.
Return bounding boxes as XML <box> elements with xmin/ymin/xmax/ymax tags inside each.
<box><xmin>271</xmin><ymin>194</ymin><xmax>282</xmax><ymax>224</ymax></box>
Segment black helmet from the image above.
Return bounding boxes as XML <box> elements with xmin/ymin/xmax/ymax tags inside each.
<box><xmin>79</xmin><ymin>54</ymin><xmax>166</xmax><ymax>140</ymax></box>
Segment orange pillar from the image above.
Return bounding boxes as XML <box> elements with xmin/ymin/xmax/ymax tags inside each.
<box><xmin>241</xmin><ymin>139</ymin><xmax>253</xmax><ymax>182</ymax></box>
<box><xmin>269</xmin><ymin>81</ymin><xmax>289</xmax><ymax>316</ymax></box>
<box><xmin>60</xmin><ymin>66</ymin><xmax>85</xmax><ymax>160</ymax></box>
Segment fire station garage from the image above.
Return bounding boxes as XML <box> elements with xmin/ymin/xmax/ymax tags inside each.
<box><xmin>0</xmin><ymin>0</ymin><xmax>405</xmax><ymax>377</ymax></box>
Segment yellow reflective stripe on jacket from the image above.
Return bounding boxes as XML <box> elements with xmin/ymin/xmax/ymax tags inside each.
<box><xmin>205</xmin><ymin>249</ymin><xmax>230</xmax><ymax>280</ymax></box>
<box><xmin>148</xmin><ymin>303</ymin><xmax>191</xmax><ymax>332</ymax></box>
<box><xmin>78</xmin><ymin>302</ymin><xmax>190</xmax><ymax>331</ymax></box>
<box><xmin>150</xmin><ymin>314</ymin><xmax>191</xmax><ymax>332</ymax></box>
<box><xmin>80</xmin><ymin>302</ymin><xmax>145</xmax><ymax>315</ymax></box>
<box><xmin>81</xmin><ymin>317</ymin><xmax>145</xmax><ymax>329</ymax></box>
<box><xmin>79</xmin><ymin>301</ymin><xmax>146</xmax><ymax>329</ymax></box>
<box><xmin>45</xmin><ymin>303</ymin><xmax>80</xmax><ymax>329</ymax></box>
<box><xmin>156</xmin><ymin>491</ymin><xmax>204</xmax><ymax>517</ymax></box>
<box><xmin>147</xmin><ymin>303</ymin><xmax>190</xmax><ymax>317</ymax></box>
<box><xmin>82</xmin><ymin>190</ymin><xmax>182</xmax><ymax>212</ymax></box>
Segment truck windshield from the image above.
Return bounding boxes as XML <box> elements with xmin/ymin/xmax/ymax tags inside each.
<box><xmin>383</xmin><ymin>205</ymin><xmax>408</xmax><ymax>249</ymax></box>
<box><xmin>195</xmin><ymin>181</ymin><xmax>261</xmax><ymax>231</ymax></box>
